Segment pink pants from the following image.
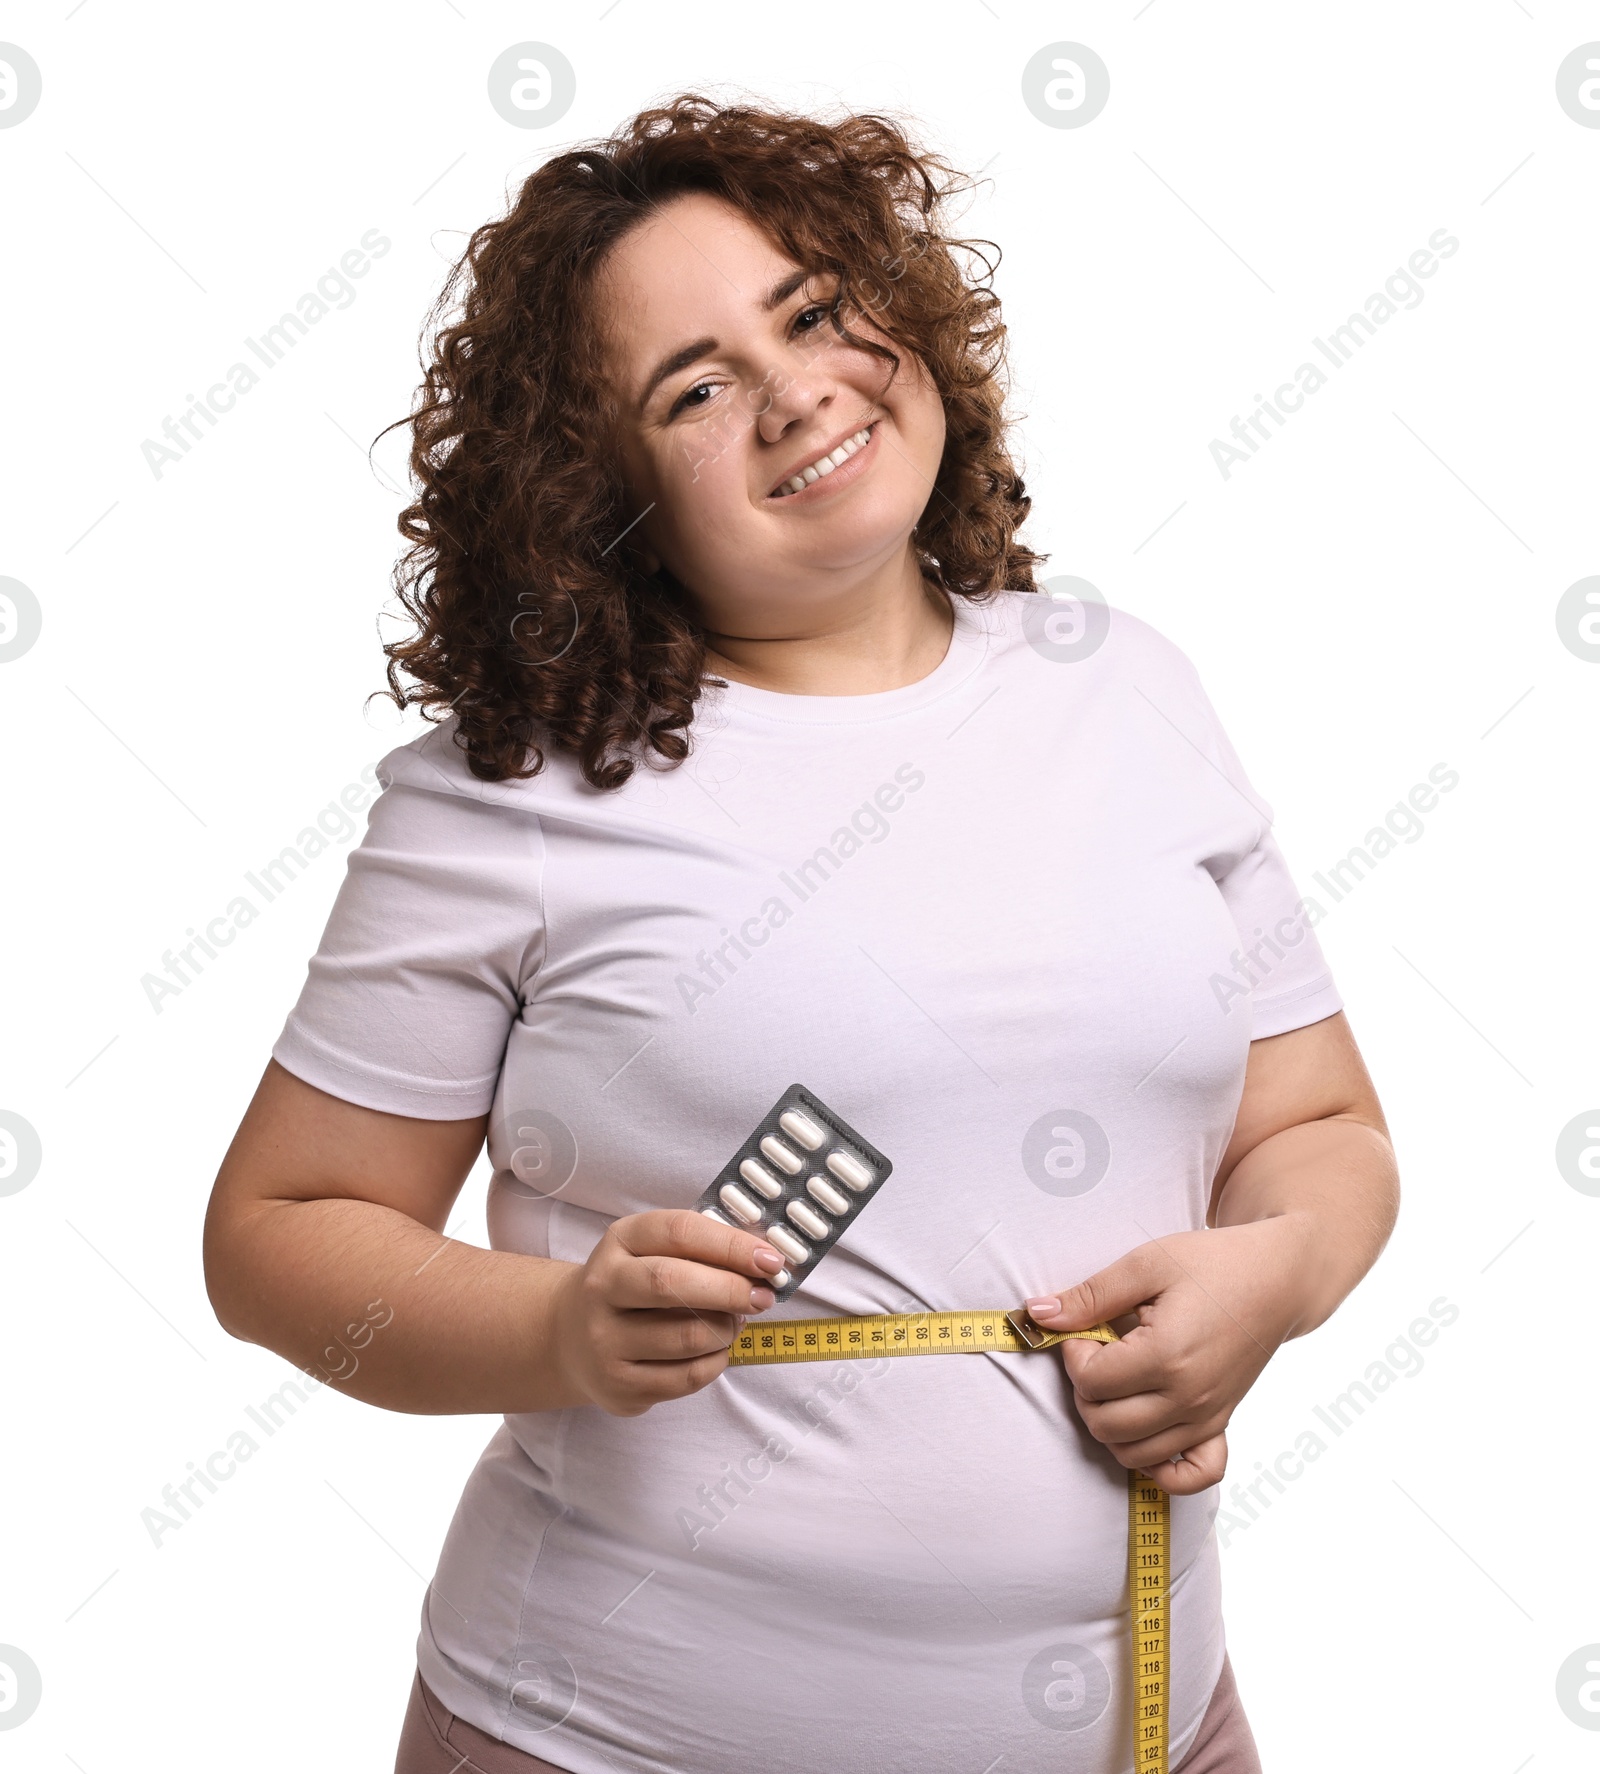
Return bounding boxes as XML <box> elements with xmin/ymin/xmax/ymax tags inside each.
<box><xmin>393</xmin><ymin>1652</ymin><xmax>1261</xmax><ymax>1773</ymax></box>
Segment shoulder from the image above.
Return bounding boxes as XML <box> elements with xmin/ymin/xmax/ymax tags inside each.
<box><xmin>980</xmin><ymin>586</ymin><xmax>1209</xmax><ymax>698</ymax></box>
<box><xmin>359</xmin><ymin>719</ymin><xmax>563</xmax><ymax>865</ymax></box>
<box><xmin>370</xmin><ymin>716</ymin><xmax>685</xmax><ymax>844</ymax></box>
<box><xmin>375</xmin><ymin>716</ymin><xmax>598</xmax><ymax>806</ymax></box>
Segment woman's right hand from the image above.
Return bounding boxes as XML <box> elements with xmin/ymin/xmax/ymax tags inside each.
<box><xmin>550</xmin><ymin>1210</ymin><xmax>785</xmax><ymax>1416</ymax></box>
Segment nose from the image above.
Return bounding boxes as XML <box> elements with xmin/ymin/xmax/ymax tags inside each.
<box><xmin>750</xmin><ymin>346</ymin><xmax>837</xmax><ymax>447</ymax></box>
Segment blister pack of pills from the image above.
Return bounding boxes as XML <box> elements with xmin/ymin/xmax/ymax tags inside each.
<box><xmin>695</xmin><ymin>1084</ymin><xmax>893</xmax><ymax>1303</ymax></box>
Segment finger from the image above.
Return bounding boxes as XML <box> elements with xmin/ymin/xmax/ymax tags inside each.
<box><xmin>1105</xmin><ymin>1419</ymin><xmax>1228</xmax><ymax>1477</ymax></box>
<box><xmin>1026</xmin><ymin>1243</ymin><xmax>1179</xmax><ymax>1334</ymax></box>
<box><xmin>616</xmin><ymin>1209</ymin><xmax>785</xmax><ymax>1277</ymax></box>
<box><xmin>606</xmin><ymin>1306</ymin><xmax>745</xmax><ymax>1364</ymax></box>
<box><xmin>1131</xmin><ymin>1433</ymin><xmax>1228</xmax><ymax>1497</ymax></box>
<box><xmin>629</xmin><ymin>1344</ymin><xmax>737</xmax><ymax>1400</ymax></box>
<box><xmin>1075</xmin><ymin>1390</ymin><xmax>1193</xmax><ymax>1448</ymax></box>
<box><xmin>607</xmin><ymin>1251</ymin><xmax>776</xmax><ymax>1316</ymax></box>
<box><xmin>601</xmin><ymin>1347</ymin><xmax>734</xmax><ymax>1416</ymax></box>
<box><xmin>1058</xmin><ymin>1330</ymin><xmax>1170</xmax><ymax>1401</ymax></box>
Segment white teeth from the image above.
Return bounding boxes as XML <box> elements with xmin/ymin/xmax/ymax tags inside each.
<box><xmin>773</xmin><ymin>426</ymin><xmax>872</xmax><ymax>497</ymax></box>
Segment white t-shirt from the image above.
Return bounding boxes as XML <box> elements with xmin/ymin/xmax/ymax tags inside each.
<box><xmin>273</xmin><ymin>588</ymin><xmax>1342</xmax><ymax>1774</ymax></box>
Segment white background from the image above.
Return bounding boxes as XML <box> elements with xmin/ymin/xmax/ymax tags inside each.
<box><xmin>2</xmin><ymin>3</ymin><xmax>1597</xmax><ymax>1769</ymax></box>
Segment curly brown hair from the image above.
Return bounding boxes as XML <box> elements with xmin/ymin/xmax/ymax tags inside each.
<box><xmin>378</xmin><ymin>91</ymin><xmax>1045</xmax><ymax>789</ymax></box>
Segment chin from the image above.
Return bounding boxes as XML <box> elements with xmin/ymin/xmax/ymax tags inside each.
<box><xmin>783</xmin><ymin>473</ymin><xmax>925</xmax><ymax>538</ymax></box>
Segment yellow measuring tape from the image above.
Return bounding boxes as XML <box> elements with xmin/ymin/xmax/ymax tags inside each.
<box><xmin>729</xmin><ymin>1308</ymin><xmax>1172</xmax><ymax>1773</ymax></box>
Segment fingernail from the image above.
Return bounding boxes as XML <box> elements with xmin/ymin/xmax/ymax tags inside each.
<box><xmin>1025</xmin><ymin>1295</ymin><xmax>1061</xmax><ymax>1320</ymax></box>
<box><xmin>752</xmin><ymin>1245</ymin><xmax>784</xmax><ymax>1273</ymax></box>
<box><xmin>748</xmin><ymin>1287</ymin><xmax>775</xmax><ymax>1312</ymax></box>
<box><xmin>734</xmin><ymin>1315</ymin><xmax>747</xmax><ymax>1332</ymax></box>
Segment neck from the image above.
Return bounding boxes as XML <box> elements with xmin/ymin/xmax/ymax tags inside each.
<box><xmin>696</xmin><ymin>555</ymin><xmax>954</xmax><ymax>697</ymax></box>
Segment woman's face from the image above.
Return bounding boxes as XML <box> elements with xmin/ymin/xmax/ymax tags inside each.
<box><xmin>593</xmin><ymin>191</ymin><xmax>947</xmax><ymax>630</ymax></box>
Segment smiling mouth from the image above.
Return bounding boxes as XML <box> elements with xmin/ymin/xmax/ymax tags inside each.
<box><xmin>768</xmin><ymin>422</ymin><xmax>876</xmax><ymax>498</ymax></box>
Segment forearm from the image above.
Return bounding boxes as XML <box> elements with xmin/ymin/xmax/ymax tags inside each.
<box><xmin>1211</xmin><ymin>1111</ymin><xmax>1399</xmax><ymax>1338</ymax></box>
<box><xmin>208</xmin><ymin>1197</ymin><xmax>588</xmax><ymax>1415</ymax></box>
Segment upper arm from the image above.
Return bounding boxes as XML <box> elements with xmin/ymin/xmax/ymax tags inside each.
<box><xmin>204</xmin><ymin>1059</ymin><xmax>488</xmax><ymax>1253</ymax></box>
<box><xmin>1210</xmin><ymin>1011</ymin><xmax>1388</xmax><ymax>1219</ymax></box>
<box><xmin>203</xmin><ymin>742</ymin><xmax>540</xmax><ymax>1328</ymax></box>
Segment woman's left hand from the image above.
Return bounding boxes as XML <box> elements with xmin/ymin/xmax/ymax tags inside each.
<box><xmin>1025</xmin><ymin>1217</ymin><xmax>1315</xmax><ymax>1496</ymax></box>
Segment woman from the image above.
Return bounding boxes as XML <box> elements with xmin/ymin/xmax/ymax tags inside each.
<box><xmin>203</xmin><ymin>95</ymin><xmax>1399</xmax><ymax>1774</ymax></box>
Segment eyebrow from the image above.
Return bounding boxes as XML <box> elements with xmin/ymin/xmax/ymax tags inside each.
<box><xmin>634</xmin><ymin>267</ymin><xmax>817</xmax><ymax>413</ymax></box>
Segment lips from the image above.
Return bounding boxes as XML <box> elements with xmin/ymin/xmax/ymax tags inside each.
<box><xmin>768</xmin><ymin>421</ymin><xmax>877</xmax><ymax>498</ymax></box>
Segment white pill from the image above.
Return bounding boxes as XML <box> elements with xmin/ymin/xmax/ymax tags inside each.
<box><xmin>701</xmin><ymin>1208</ymin><xmax>730</xmax><ymax>1223</ymax></box>
<box><xmin>759</xmin><ymin>1135</ymin><xmax>804</xmax><ymax>1175</ymax></box>
<box><xmin>787</xmin><ymin>1200</ymin><xmax>829</xmax><ymax>1240</ymax></box>
<box><xmin>778</xmin><ymin>1109</ymin><xmax>826</xmax><ymax>1150</ymax></box>
<box><xmin>806</xmin><ymin>1177</ymin><xmax>850</xmax><ymax>1215</ymax></box>
<box><xmin>718</xmin><ymin>1183</ymin><xmax>763</xmax><ymax>1225</ymax></box>
<box><xmin>738</xmin><ymin>1158</ymin><xmax>784</xmax><ymax>1199</ymax></box>
<box><xmin>770</xmin><ymin>1269</ymin><xmax>792</xmax><ymax>1289</ymax></box>
<box><xmin>825</xmin><ymin>1148</ymin><xmax>874</xmax><ymax>1191</ymax></box>
<box><xmin>766</xmin><ymin>1224</ymin><xmax>811</xmax><ymax>1264</ymax></box>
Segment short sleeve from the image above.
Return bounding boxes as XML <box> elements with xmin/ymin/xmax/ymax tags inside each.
<box><xmin>1210</xmin><ymin>822</ymin><xmax>1345</xmax><ymax>1038</ymax></box>
<box><xmin>270</xmin><ymin>729</ymin><xmax>546</xmax><ymax>1119</ymax></box>
<box><xmin>1171</xmin><ymin>646</ymin><xmax>1346</xmax><ymax>1042</ymax></box>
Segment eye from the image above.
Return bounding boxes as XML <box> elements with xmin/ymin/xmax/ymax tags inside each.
<box><xmin>669</xmin><ymin>379</ymin><xmax>719</xmax><ymax>417</ymax></box>
<box><xmin>665</xmin><ymin>296</ymin><xmax>836</xmax><ymax>418</ymax></box>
